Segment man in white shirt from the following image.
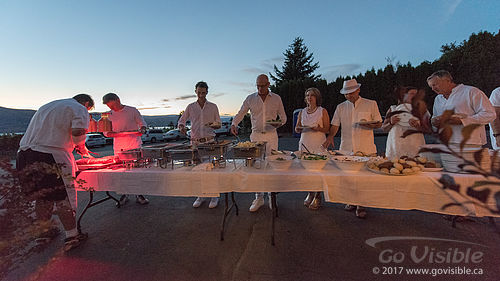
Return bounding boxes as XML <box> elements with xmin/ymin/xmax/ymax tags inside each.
<box><xmin>103</xmin><ymin>93</ymin><xmax>149</xmax><ymax>205</ymax></box>
<box><xmin>231</xmin><ymin>74</ymin><xmax>287</xmax><ymax>212</ymax></box>
<box><xmin>178</xmin><ymin>81</ymin><xmax>222</xmax><ymax>209</ymax></box>
<box><xmin>323</xmin><ymin>79</ymin><xmax>382</xmax><ymax>218</ymax></box>
<box><xmin>17</xmin><ymin>94</ymin><xmax>94</xmax><ymax>251</ymax></box>
<box><xmin>428</xmin><ymin>70</ymin><xmax>495</xmax><ymax>148</ymax></box>
<box><xmin>488</xmin><ymin>87</ymin><xmax>500</xmax><ymax>149</ymax></box>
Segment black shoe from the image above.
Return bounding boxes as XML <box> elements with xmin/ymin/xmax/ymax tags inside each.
<box><xmin>136</xmin><ymin>195</ymin><xmax>149</xmax><ymax>205</ymax></box>
<box><xmin>116</xmin><ymin>195</ymin><xmax>129</xmax><ymax>207</ymax></box>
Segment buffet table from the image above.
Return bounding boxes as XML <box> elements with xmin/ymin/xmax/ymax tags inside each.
<box><xmin>76</xmin><ymin>160</ymin><xmax>500</xmax><ymax>242</ymax></box>
<box><xmin>77</xmin><ymin>161</ymin><xmax>498</xmax><ymax>216</ymax></box>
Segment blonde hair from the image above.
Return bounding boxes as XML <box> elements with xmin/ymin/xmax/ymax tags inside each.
<box><xmin>304</xmin><ymin>87</ymin><xmax>322</xmax><ymax>106</ymax></box>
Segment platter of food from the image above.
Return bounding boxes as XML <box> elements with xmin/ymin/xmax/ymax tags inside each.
<box><xmin>331</xmin><ymin>155</ymin><xmax>371</xmax><ymax>171</ymax></box>
<box><xmin>267</xmin><ymin>154</ymin><xmax>294</xmax><ymax>170</ymax></box>
<box><xmin>205</xmin><ymin>122</ymin><xmax>221</xmax><ymax>128</ymax></box>
<box><xmin>366</xmin><ymin>157</ymin><xmax>422</xmax><ymax>176</ymax></box>
<box><xmin>356</xmin><ymin>120</ymin><xmax>379</xmax><ymax>125</ymax></box>
<box><xmin>299</xmin><ymin>153</ymin><xmax>328</xmax><ymax>171</ymax></box>
<box><xmin>266</xmin><ymin>119</ymin><xmax>282</xmax><ymax>126</ymax></box>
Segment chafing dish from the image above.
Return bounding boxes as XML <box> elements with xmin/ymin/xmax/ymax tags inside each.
<box><xmin>168</xmin><ymin>146</ymin><xmax>200</xmax><ymax>167</ymax></box>
<box><xmin>117</xmin><ymin>149</ymin><xmax>142</xmax><ymax>161</ymax></box>
<box><xmin>231</xmin><ymin>141</ymin><xmax>267</xmax><ymax>159</ymax></box>
<box><xmin>196</xmin><ymin>140</ymin><xmax>232</xmax><ymax>158</ymax></box>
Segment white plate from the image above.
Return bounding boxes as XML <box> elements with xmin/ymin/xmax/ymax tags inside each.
<box><xmin>422</xmin><ymin>167</ymin><xmax>443</xmax><ymax>172</ymax></box>
<box><xmin>397</xmin><ymin>113</ymin><xmax>416</xmax><ymax>127</ymax></box>
<box><xmin>451</xmin><ymin>113</ymin><xmax>467</xmax><ymax>119</ymax></box>
<box><xmin>296</xmin><ymin>125</ymin><xmax>313</xmax><ymax>129</ymax></box>
<box><xmin>356</xmin><ymin>120</ymin><xmax>379</xmax><ymax>125</ymax></box>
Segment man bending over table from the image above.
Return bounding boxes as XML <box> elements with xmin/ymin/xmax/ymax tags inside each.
<box><xmin>17</xmin><ymin>94</ymin><xmax>94</xmax><ymax>251</ymax></box>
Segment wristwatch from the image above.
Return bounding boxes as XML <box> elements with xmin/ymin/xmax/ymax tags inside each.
<box><xmin>494</xmin><ymin>133</ymin><xmax>500</xmax><ymax>137</ymax></box>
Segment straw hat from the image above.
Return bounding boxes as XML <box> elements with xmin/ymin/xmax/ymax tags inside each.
<box><xmin>340</xmin><ymin>79</ymin><xmax>361</xmax><ymax>94</ymax></box>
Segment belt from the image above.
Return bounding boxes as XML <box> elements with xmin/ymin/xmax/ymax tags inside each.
<box><xmin>194</xmin><ymin>136</ymin><xmax>214</xmax><ymax>143</ymax></box>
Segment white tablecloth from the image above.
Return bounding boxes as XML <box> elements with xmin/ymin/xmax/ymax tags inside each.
<box><xmin>77</xmin><ymin>160</ymin><xmax>500</xmax><ymax>217</ymax></box>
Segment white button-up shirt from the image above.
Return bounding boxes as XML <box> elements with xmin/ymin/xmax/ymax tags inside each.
<box><xmin>433</xmin><ymin>84</ymin><xmax>496</xmax><ymax>145</ymax></box>
<box><xmin>489</xmin><ymin>87</ymin><xmax>500</xmax><ymax>149</ymax></box>
<box><xmin>178</xmin><ymin>100</ymin><xmax>221</xmax><ymax>140</ymax></box>
<box><xmin>232</xmin><ymin>92</ymin><xmax>287</xmax><ymax>134</ymax></box>
<box><xmin>331</xmin><ymin>97</ymin><xmax>382</xmax><ymax>154</ymax></box>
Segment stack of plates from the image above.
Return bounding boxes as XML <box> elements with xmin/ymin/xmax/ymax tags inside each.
<box><xmin>440</xmin><ymin>147</ymin><xmax>490</xmax><ymax>173</ymax></box>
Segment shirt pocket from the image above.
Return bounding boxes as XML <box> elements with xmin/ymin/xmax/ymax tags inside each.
<box><xmin>356</xmin><ymin>111</ymin><xmax>371</xmax><ymax>122</ymax></box>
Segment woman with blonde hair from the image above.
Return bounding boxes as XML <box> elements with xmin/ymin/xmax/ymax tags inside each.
<box><xmin>295</xmin><ymin>87</ymin><xmax>330</xmax><ymax>209</ymax></box>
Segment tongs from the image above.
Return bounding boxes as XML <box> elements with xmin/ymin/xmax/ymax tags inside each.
<box><xmin>300</xmin><ymin>143</ymin><xmax>326</xmax><ymax>157</ymax></box>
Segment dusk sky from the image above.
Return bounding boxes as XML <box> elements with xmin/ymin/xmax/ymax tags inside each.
<box><xmin>1</xmin><ymin>0</ymin><xmax>499</xmax><ymax>115</ymax></box>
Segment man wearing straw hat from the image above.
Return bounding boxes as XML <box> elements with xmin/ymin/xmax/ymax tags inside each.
<box><xmin>323</xmin><ymin>78</ymin><xmax>382</xmax><ymax>218</ymax></box>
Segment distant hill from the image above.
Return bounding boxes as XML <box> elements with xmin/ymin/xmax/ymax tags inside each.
<box><xmin>0</xmin><ymin>106</ymin><xmax>183</xmax><ymax>133</ymax></box>
<box><xmin>0</xmin><ymin>106</ymin><xmax>36</xmax><ymax>133</ymax></box>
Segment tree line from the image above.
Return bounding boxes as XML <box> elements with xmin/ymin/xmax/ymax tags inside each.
<box><xmin>271</xmin><ymin>31</ymin><xmax>500</xmax><ymax>134</ymax></box>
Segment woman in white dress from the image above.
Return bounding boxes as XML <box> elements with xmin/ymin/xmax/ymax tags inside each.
<box><xmin>295</xmin><ymin>88</ymin><xmax>330</xmax><ymax>210</ymax></box>
<box><xmin>382</xmin><ymin>86</ymin><xmax>430</xmax><ymax>159</ymax></box>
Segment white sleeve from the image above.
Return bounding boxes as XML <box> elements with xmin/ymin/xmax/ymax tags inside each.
<box><xmin>331</xmin><ymin>106</ymin><xmax>341</xmax><ymax>126</ymax></box>
<box><xmin>461</xmin><ymin>88</ymin><xmax>496</xmax><ymax>126</ymax></box>
<box><xmin>232</xmin><ymin>96</ymin><xmax>250</xmax><ymax>126</ymax></box>
<box><xmin>178</xmin><ymin>105</ymin><xmax>190</xmax><ymax>126</ymax></box>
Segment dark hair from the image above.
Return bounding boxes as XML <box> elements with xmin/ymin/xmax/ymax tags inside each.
<box><xmin>426</xmin><ymin>70</ymin><xmax>453</xmax><ymax>82</ymax></box>
<box><xmin>304</xmin><ymin>88</ymin><xmax>322</xmax><ymax>106</ymax></box>
<box><xmin>394</xmin><ymin>86</ymin><xmax>418</xmax><ymax>104</ymax></box>
<box><xmin>102</xmin><ymin>93</ymin><xmax>120</xmax><ymax>104</ymax></box>
<box><xmin>73</xmin><ymin>94</ymin><xmax>94</xmax><ymax>109</ymax></box>
<box><xmin>195</xmin><ymin>81</ymin><xmax>209</xmax><ymax>90</ymax></box>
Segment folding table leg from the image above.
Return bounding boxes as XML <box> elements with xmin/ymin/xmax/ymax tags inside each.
<box><xmin>270</xmin><ymin>192</ymin><xmax>278</xmax><ymax>246</ymax></box>
<box><xmin>220</xmin><ymin>192</ymin><xmax>238</xmax><ymax>241</ymax></box>
<box><xmin>77</xmin><ymin>191</ymin><xmax>119</xmax><ymax>234</ymax></box>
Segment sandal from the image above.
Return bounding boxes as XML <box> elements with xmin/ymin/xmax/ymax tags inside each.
<box><xmin>64</xmin><ymin>233</ymin><xmax>88</xmax><ymax>251</ymax></box>
<box><xmin>356</xmin><ymin>207</ymin><xmax>367</xmax><ymax>219</ymax></box>
<box><xmin>344</xmin><ymin>204</ymin><xmax>356</xmax><ymax>212</ymax></box>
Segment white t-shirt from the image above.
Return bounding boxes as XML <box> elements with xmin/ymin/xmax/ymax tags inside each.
<box><xmin>331</xmin><ymin>97</ymin><xmax>382</xmax><ymax>154</ymax></box>
<box><xmin>433</xmin><ymin>84</ymin><xmax>495</xmax><ymax>145</ymax></box>
<box><xmin>178</xmin><ymin>100</ymin><xmax>221</xmax><ymax>140</ymax></box>
<box><xmin>19</xmin><ymin>98</ymin><xmax>89</xmax><ymax>209</ymax></box>
<box><xmin>20</xmin><ymin>98</ymin><xmax>89</xmax><ymax>153</ymax></box>
<box><xmin>108</xmin><ymin>105</ymin><xmax>147</xmax><ymax>154</ymax></box>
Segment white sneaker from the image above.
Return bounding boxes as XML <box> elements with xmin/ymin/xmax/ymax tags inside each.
<box><xmin>249</xmin><ymin>197</ymin><xmax>265</xmax><ymax>212</ymax></box>
<box><xmin>193</xmin><ymin>197</ymin><xmax>205</xmax><ymax>208</ymax></box>
<box><xmin>208</xmin><ymin>197</ymin><xmax>219</xmax><ymax>209</ymax></box>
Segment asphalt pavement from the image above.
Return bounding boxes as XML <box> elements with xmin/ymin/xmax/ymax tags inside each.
<box><xmin>4</xmin><ymin>136</ymin><xmax>500</xmax><ymax>281</ymax></box>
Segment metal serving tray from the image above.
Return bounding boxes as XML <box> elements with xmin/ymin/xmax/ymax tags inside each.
<box><xmin>231</xmin><ymin>141</ymin><xmax>267</xmax><ymax>159</ymax></box>
<box><xmin>197</xmin><ymin>140</ymin><xmax>232</xmax><ymax>158</ymax></box>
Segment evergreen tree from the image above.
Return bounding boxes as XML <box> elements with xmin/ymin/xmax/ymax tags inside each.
<box><xmin>270</xmin><ymin>37</ymin><xmax>320</xmax><ymax>86</ymax></box>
